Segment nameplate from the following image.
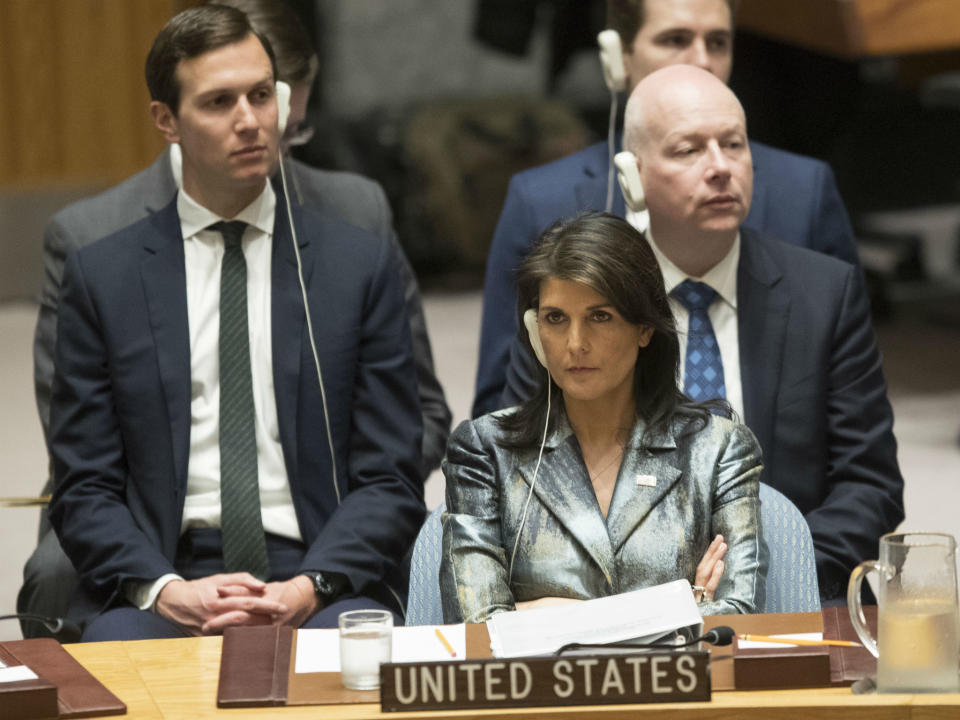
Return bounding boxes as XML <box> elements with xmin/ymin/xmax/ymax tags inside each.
<box><xmin>379</xmin><ymin>651</ymin><xmax>710</xmax><ymax>712</ymax></box>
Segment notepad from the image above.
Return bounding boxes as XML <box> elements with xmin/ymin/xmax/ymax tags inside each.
<box><xmin>294</xmin><ymin>624</ymin><xmax>467</xmax><ymax>673</ymax></box>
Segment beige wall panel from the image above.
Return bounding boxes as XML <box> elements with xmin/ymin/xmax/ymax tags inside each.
<box><xmin>4</xmin><ymin>0</ymin><xmax>61</xmax><ymax>184</ymax></box>
<box><xmin>0</xmin><ymin>0</ymin><xmax>174</xmax><ymax>189</ymax></box>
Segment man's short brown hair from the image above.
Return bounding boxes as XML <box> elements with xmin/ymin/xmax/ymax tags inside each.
<box><xmin>606</xmin><ymin>0</ymin><xmax>738</xmax><ymax>49</ymax></box>
<box><xmin>145</xmin><ymin>4</ymin><xmax>278</xmax><ymax>114</ymax></box>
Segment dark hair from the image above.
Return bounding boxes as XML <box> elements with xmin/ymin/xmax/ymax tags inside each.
<box><xmin>145</xmin><ymin>4</ymin><xmax>278</xmax><ymax>114</ymax></box>
<box><xmin>213</xmin><ymin>0</ymin><xmax>317</xmax><ymax>84</ymax></box>
<box><xmin>606</xmin><ymin>0</ymin><xmax>738</xmax><ymax>49</ymax></box>
<box><xmin>496</xmin><ymin>212</ymin><xmax>717</xmax><ymax>449</ymax></box>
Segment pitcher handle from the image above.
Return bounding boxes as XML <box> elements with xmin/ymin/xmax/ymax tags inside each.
<box><xmin>847</xmin><ymin>560</ymin><xmax>881</xmax><ymax>659</ymax></box>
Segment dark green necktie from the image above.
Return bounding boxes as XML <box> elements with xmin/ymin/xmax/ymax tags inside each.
<box><xmin>213</xmin><ymin>220</ymin><xmax>270</xmax><ymax>580</ymax></box>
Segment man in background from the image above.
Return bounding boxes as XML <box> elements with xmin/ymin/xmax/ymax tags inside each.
<box><xmin>474</xmin><ymin>0</ymin><xmax>860</xmax><ymax>418</ymax></box>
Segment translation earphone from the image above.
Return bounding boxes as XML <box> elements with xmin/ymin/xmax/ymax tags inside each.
<box><xmin>508</xmin><ymin>308</ymin><xmax>551</xmax><ymax>582</ymax></box>
<box><xmin>597</xmin><ymin>29</ymin><xmax>627</xmax><ymax>93</ymax></box>
<box><xmin>614</xmin><ymin>150</ymin><xmax>646</xmax><ymax>212</ymax></box>
<box><xmin>523</xmin><ymin>308</ymin><xmax>547</xmax><ymax>367</ymax></box>
<box><xmin>274</xmin><ymin>79</ymin><xmax>342</xmax><ymax>505</ymax></box>
<box><xmin>597</xmin><ymin>30</ymin><xmax>628</xmax><ymax>213</ymax></box>
<box><xmin>275</xmin><ymin>80</ymin><xmax>291</xmax><ymax>135</ymax></box>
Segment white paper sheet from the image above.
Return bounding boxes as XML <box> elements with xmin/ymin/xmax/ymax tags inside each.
<box><xmin>294</xmin><ymin>628</ymin><xmax>341</xmax><ymax>673</ymax></box>
<box><xmin>486</xmin><ymin>579</ymin><xmax>703</xmax><ymax>658</ymax></box>
<box><xmin>0</xmin><ymin>665</ymin><xmax>39</xmax><ymax>683</ymax></box>
<box><xmin>737</xmin><ymin>632</ymin><xmax>824</xmax><ymax>649</ymax></box>
<box><xmin>294</xmin><ymin>624</ymin><xmax>468</xmax><ymax>674</ymax></box>
<box><xmin>392</xmin><ymin>624</ymin><xmax>467</xmax><ymax>662</ymax></box>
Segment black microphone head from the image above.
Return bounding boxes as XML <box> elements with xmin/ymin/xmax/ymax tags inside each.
<box><xmin>704</xmin><ymin>625</ymin><xmax>735</xmax><ymax>646</ymax></box>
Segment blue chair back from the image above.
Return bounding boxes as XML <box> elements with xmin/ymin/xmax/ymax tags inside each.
<box><xmin>406</xmin><ymin>487</ymin><xmax>820</xmax><ymax>623</ymax></box>
<box><xmin>406</xmin><ymin>503</ymin><xmax>446</xmax><ymax>625</ymax></box>
<box><xmin>759</xmin><ymin>482</ymin><xmax>820</xmax><ymax>613</ymax></box>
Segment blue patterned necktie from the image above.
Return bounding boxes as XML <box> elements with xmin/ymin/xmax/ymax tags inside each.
<box><xmin>672</xmin><ymin>279</ymin><xmax>726</xmax><ymax>403</ymax></box>
<box><xmin>212</xmin><ymin>220</ymin><xmax>270</xmax><ymax>580</ymax></box>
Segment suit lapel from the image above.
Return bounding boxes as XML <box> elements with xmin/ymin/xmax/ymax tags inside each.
<box><xmin>737</xmin><ymin>228</ymin><xmax>789</xmax><ymax>459</ymax></box>
<box><xmin>271</xmin><ymin>196</ymin><xmax>307</xmax><ymax>481</ymax></box>
<box><xmin>140</xmin><ymin>200</ymin><xmax>191</xmax><ymax>491</ymax></box>
<box><xmin>517</xmin><ymin>420</ymin><xmax>617</xmax><ymax>585</ymax></box>
<box><xmin>574</xmin><ymin>144</ymin><xmax>625</xmax><ymax>217</ymax></box>
<box><xmin>606</xmin><ymin>423</ymin><xmax>682</xmax><ymax>553</ymax></box>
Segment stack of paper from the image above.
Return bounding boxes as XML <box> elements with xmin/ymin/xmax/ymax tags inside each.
<box><xmin>486</xmin><ymin>579</ymin><xmax>703</xmax><ymax>658</ymax></box>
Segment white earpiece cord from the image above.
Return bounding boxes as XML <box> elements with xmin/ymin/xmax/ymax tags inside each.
<box><xmin>507</xmin><ymin>379</ymin><xmax>550</xmax><ymax>583</ymax></box>
<box><xmin>604</xmin><ymin>92</ymin><xmax>619</xmax><ymax>213</ymax></box>
<box><xmin>278</xmin><ymin>154</ymin><xmax>340</xmax><ymax>505</ymax></box>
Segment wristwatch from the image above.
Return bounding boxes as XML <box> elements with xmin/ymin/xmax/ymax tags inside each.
<box><xmin>301</xmin><ymin>571</ymin><xmax>348</xmax><ymax>608</ymax></box>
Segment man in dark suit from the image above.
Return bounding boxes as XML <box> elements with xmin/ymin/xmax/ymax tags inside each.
<box><xmin>20</xmin><ymin>0</ymin><xmax>450</xmax><ymax>639</ymax></box>
<box><xmin>473</xmin><ymin>0</ymin><xmax>859</xmax><ymax>417</ymax></box>
<box><xmin>504</xmin><ymin>64</ymin><xmax>903</xmax><ymax>602</ymax></box>
<box><xmin>47</xmin><ymin>5</ymin><xmax>424</xmax><ymax>640</ymax></box>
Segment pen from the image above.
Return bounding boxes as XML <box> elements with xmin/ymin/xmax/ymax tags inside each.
<box><xmin>435</xmin><ymin>628</ymin><xmax>457</xmax><ymax>657</ymax></box>
<box><xmin>738</xmin><ymin>633</ymin><xmax>862</xmax><ymax>648</ymax></box>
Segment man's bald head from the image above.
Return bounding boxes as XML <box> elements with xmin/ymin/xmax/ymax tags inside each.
<box><xmin>623</xmin><ymin>65</ymin><xmax>753</xmax><ymax>276</ymax></box>
<box><xmin>624</xmin><ymin>64</ymin><xmax>744</xmax><ymax>156</ymax></box>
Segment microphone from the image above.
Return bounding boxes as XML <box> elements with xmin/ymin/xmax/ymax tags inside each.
<box><xmin>0</xmin><ymin>613</ymin><xmax>82</xmax><ymax>642</ymax></box>
<box><xmin>701</xmin><ymin>625</ymin><xmax>735</xmax><ymax>647</ymax></box>
<box><xmin>555</xmin><ymin>625</ymin><xmax>736</xmax><ymax>655</ymax></box>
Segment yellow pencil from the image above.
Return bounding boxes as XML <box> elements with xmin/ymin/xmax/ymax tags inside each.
<box><xmin>435</xmin><ymin>627</ymin><xmax>457</xmax><ymax>657</ymax></box>
<box><xmin>738</xmin><ymin>633</ymin><xmax>862</xmax><ymax>648</ymax></box>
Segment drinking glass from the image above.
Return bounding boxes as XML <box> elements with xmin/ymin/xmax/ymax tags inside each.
<box><xmin>339</xmin><ymin>609</ymin><xmax>393</xmax><ymax>690</ymax></box>
<box><xmin>848</xmin><ymin>532</ymin><xmax>960</xmax><ymax>693</ymax></box>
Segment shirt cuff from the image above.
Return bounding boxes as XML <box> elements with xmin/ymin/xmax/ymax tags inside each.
<box><xmin>126</xmin><ymin>573</ymin><xmax>184</xmax><ymax>612</ymax></box>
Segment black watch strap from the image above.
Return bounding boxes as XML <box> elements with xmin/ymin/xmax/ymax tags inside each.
<box><xmin>301</xmin><ymin>571</ymin><xmax>349</xmax><ymax>606</ymax></box>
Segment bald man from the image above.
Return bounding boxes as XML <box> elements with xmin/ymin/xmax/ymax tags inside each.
<box><xmin>474</xmin><ymin>0</ymin><xmax>859</xmax><ymax>418</ymax></box>
<box><xmin>505</xmin><ymin>66</ymin><xmax>903</xmax><ymax>602</ymax></box>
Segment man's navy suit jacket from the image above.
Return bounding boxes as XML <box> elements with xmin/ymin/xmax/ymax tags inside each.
<box><xmin>48</xmin><ymin>195</ymin><xmax>425</xmax><ymax>618</ymax></box>
<box><xmin>474</xmin><ymin>140</ymin><xmax>859</xmax><ymax>417</ymax></box>
<box><xmin>502</xmin><ymin>227</ymin><xmax>903</xmax><ymax>600</ymax></box>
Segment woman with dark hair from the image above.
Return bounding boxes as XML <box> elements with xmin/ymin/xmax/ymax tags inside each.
<box><xmin>440</xmin><ymin>212</ymin><xmax>766</xmax><ymax>623</ymax></box>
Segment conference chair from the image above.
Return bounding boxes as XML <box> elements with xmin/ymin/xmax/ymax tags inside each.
<box><xmin>757</xmin><ymin>483</ymin><xmax>820</xmax><ymax>613</ymax></box>
<box><xmin>406</xmin><ymin>483</ymin><xmax>820</xmax><ymax>624</ymax></box>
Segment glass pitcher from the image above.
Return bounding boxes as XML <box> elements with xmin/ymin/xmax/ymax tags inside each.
<box><xmin>848</xmin><ymin>532</ymin><xmax>960</xmax><ymax>693</ymax></box>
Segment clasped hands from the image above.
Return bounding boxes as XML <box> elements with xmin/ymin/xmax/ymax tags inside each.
<box><xmin>155</xmin><ymin>573</ymin><xmax>318</xmax><ymax>635</ymax></box>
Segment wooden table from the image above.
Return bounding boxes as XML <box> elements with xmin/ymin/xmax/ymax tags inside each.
<box><xmin>64</xmin><ymin>633</ymin><xmax>960</xmax><ymax>720</ymax></box>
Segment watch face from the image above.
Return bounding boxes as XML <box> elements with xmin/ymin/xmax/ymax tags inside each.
<box><xmin>314</xmin><ymin>574</ymin><xmax>330</xmax><ymax>595</ymax></box>
<box><xmin>311</xmin><ymin>573</ymin><xmax>334</xmax><ymax>600</ymax></box>
<box><xmin>305</xmin><ymin>571</ymin><xmax>346</xmax><ymax>604</ymax></box>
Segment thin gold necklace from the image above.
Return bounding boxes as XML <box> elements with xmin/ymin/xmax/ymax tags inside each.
<box><xmin>589</xmin><ymin>444</ymin><xmax>624</xmax><ymax>483</ymax></box>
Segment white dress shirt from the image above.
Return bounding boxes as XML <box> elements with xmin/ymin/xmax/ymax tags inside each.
<box><xmin>128</xmin><ymin>180</ymin><xmax>302</xmax><ymax>610</ymax></box>
<box><xmin>626</xmin><ymin>209</ymin><xmax>744</xmax><ymax>420</ymax></box>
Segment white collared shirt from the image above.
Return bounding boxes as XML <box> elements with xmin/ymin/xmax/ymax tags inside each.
<box><xmin>626</xmin><ymin>209</ymin><xmax>744</xmax><ymax>420</ymax></box>
<box><xmin>127</xmin><ymin>181</ymin><xmax>301</xmax><ymax>611</ymax></box>
<box><xmin>178</xmin><ymin>185</ymin><xmax>301</xmax><ymax>542</ymax></box>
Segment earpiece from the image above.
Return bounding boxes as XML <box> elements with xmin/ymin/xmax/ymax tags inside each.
<box><xmin>597</xmin><ymin>30</ymin><xmax>627</xmax><ymax>93</ymax></box>
<box><xmin>597</xmin><ymin>30</ymin><xmax>627</xmax><ymax>212</ymax></box>
<box><xmin>523</xmin><ymin>309</ymin><xmax>547</xmax><ymax>367</ymax></box>
<box><xmin>614</xmin><ymin>151</ymin><xmax>646</xmax><ymax>212</ymax></box>
<box><xmin>274</xmin><ymin>77</ymin><xmax>340</xmax><ymax>506</ymax></box>
<box><xmin>275</xmin><ymin>80</ymin><xmax>291</xmax><ymax>135</ymax></box>
<box><xmin>509</xmin><ymin>309</ymin><xmax>552</xmax><ymax>584</ymax></box>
